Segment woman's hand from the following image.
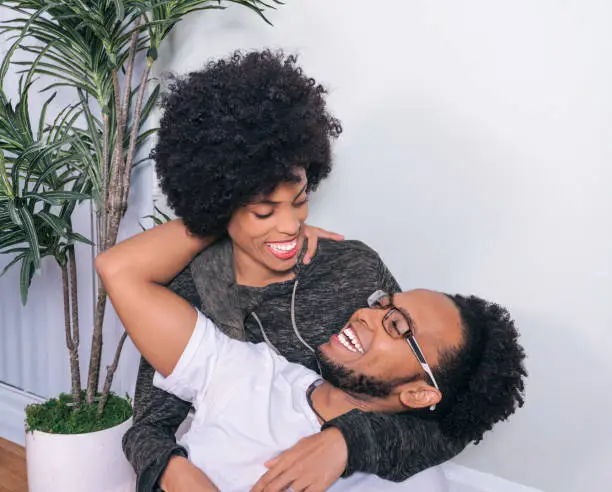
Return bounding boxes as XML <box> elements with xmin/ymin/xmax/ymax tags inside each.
<box><xmin>250</xmin><ymin>428</ymin><xmax>348</xmax><ymax>492</ymax></box>
<box><xmin>302</xmin><ymin>225</ymin><xmax>344</xmax><ymax>265</ymax></box>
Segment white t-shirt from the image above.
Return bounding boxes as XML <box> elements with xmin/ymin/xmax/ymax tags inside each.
<box><xmin>153</xmin><ymin>310</ymin><xmax>448</xmax><ymax>492</ymax></box>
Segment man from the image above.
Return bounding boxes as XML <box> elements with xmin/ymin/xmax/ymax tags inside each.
<box><xmin>97</xmin><ymin>220</ymin><xmax>527</xmax><ymax>492</ymax></box>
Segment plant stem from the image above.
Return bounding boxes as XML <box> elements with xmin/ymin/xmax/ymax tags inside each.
<box><xmin>97</xmin><ymin>330</ymin><xmax>127</xmax><ymax>416</ymax></box>
<box><xmin>87</xmin><ymin>67</ymin><xmax>126</xmax><ymax>405</ymax></box>
<box><xmin>121</xmin><ymin>63</ymin><xmax>151</xmax><ymax>214</ymax></box>
<box><xmin>100</xmin><ymin>113</ymin><xmax>109</xmax><ymax>252</ymax></box>
<box><xmin>61</xmin><ymin>252</ymin><xmax>81</xmax><ymax>407</ymax></box>
<box><xmin>96</xmin><ymin>57</ymin><xmax>151</xmax><ymax>412</ymax></box>
<box><xmin>106</xmin><ymin>68</ymin><xmax>125</xmax><ymax>249</ymax></box>
<box><xmin>86</xmin><ymin>281</ymin><xmax>107</xmax><ymax>404</ymax></box>
<box><xmin>120</xmin><ymin>17</ymin><xmax>142</xmax><ymax>133</ymax></box>
<box><xmin>68</xmin><ymin>245</ymin><xmax>80</xmax><ymax>380</ymax></box>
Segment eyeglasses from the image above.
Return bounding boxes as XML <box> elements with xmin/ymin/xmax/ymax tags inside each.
<box><xmin>367</xmin><ymin>290</ymin><xmax>439</xmax><ymax>411</ymax></box>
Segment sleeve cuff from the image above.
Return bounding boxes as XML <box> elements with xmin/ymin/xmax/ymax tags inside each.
<box><xmin>322</xmin><ymin>410</ymin><xmax>378</xmax><ymax>477</ymax></box>
<box><xmin>137</xmin><ymin>444</ymin><xmax>188</xmax><ymax>492</ymax></box>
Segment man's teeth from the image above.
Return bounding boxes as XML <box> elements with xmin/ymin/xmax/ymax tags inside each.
<box><xmin>267</xmin><ymin>241</ymin><xmax>297</xmax><ymax>252</ymax></box>
<box><xmin>339</xmin><ymin>327</ymin><xmax>364</xmax><ymax>354</ymax></box>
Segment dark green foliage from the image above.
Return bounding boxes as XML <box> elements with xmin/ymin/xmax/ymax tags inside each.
<box><xmin>25</xmin><ymin>392</ymin><xmax>132</xmax><ymax>434</ymax></box>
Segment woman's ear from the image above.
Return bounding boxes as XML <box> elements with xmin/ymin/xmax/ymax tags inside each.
<box><xmin>398</xmin><ymin>381</ymin><xmax>441</xmax><ymax>410</ymax></box>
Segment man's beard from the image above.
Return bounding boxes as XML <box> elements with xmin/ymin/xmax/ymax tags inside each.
<box><xmin>315</xmin><ymin>348</ymin><xmax>414</xmax><ymax>398</ymax></box>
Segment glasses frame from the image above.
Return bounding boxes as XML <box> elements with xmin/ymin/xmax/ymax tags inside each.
<box><xmin>367</xmin><ymin>290</ymin><xmax>439</xmax><ymax>411</ymax></box>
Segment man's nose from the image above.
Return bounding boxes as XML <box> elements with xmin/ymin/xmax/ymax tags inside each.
<box><xmin>354</xmin><ymin>307</ymin><xmax>380</xmax><ymax>333</ymax></box>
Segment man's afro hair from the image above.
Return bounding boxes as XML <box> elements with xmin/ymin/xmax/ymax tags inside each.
<box><xmin>435</xmin><ymin>294</ymin><xmax>527</xmax><ymax>444</ymax></box>
<box><xmin>153</xmin><ymin>49</ymin><xmax>342</xmax><ymax>237</ymax></box>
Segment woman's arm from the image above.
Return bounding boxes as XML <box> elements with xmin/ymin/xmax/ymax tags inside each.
<box><xmin>95</xmin><ymin>220</ymin><xmax>213</xmax><ymax>377</ymax></box>
<box><xmin>325</xmin><ymin>410</ymin><xmax>466</xmax><ymax>480</ymax></box>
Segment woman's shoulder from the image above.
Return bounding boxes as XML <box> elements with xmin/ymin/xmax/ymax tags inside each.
<box><xmin>302</xmin><ymin>239</ymin><xmax>386</xmax><ymax>284</ymax></box>
<box><xmin>298</xmin><ymin>238</ymin><xmax>392</xmax><ymax>299</ymax></box>
<box><xmin>313</xmin><ymin>238</ymin><xmax>383</xmax><ymax>264</ymax></box>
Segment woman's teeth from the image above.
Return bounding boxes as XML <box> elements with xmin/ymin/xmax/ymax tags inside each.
<box><xmin>266</xmin><ymin>240</ymin><xmax>298</xmax><ymax>259</ymax></box>
<box><xmin>268</xmin><ymin>241</ymin><xmax>296</xmax><ymax>251</ymax></box>
<box><xmin>338</xmin><ymin>327</ymin><xmax>364</xmax><ymax>354</ymax></box>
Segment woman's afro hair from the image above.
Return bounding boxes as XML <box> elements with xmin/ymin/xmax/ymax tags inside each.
<box><xmin>435</xmin><ymin>294</ymin><xmax>527</xmax><ymax>444</ymax></box>
<box><xmin>153</xmin><ymin>49</ymin><xmax>342</xmax><ymax>237</ymax></box>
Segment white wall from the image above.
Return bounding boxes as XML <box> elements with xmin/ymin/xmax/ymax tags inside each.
<box><xmin>154</xmin><ymin>1</ymin><xmax>612</xmax><ymax>491</ymax></box>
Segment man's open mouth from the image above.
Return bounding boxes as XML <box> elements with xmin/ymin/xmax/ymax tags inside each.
<box><xmin>336</xmin><ymin>325</ymin><xmax>364</xmax><ymax>354</ymax></box>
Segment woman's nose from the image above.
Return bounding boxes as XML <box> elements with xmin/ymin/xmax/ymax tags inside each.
<box><xmin>277</xmin><ymin>209</ymin><xmax>301</xmax><ymax>236</ymax></box>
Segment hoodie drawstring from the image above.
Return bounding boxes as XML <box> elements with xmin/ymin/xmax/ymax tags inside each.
<box><xmin>251</xmin><ymin>312</ymin><xmax>280</xmax><ymax>355</ymax></box>
<box><xmin>289</xmin><ymin>280</ymin><xmax>316</xmax><ymax>354</ymax></box>
<box><xmin>251</xmin><ymin>279</ymin><xmax>322</xmax><ymax>374</ymax></box>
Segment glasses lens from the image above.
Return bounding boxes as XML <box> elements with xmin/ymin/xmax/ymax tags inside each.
<box><xmin>383</xmin><ymin>309</ymin><xmax>410</xmax><ymax>338</ymax></box>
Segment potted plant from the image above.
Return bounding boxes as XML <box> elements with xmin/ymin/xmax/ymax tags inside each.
<box><xmin>0</xmin><ymin>44</ymin><xmax>139</xmax><ymax>492</ymax></box>
<box><xmin>0</xmin><ymin>1</ymin><xmax>280</xmax><ymax>490</ymax></box>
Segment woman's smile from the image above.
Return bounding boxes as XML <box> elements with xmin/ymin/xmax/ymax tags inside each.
<box><xmin>265</xmin><ymin>238</ymin><xmax>299</xmax><ymax>260</ymax></box>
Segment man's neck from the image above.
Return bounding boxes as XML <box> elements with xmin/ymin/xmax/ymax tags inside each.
<box><xmin>309</xmin><ymin>381</ymin><xmax>373</xmax><ymax>424</ymax></box>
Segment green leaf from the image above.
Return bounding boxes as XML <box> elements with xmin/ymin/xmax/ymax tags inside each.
<box><xmin>38</xmin><ymin>211</ymin><xmax>69</xmax><ymax>237</ymax></box>
<box><xmin>0</xmin><ymin>251</ymin><xmax>26</xmax><ymax>278</ymax></box>
<box><xmin>31</xmin><ymin>156</ymin><xmax>79</xmax><ymax>194</ymax></box>
<box><xmin>0</xmin><ymin>34</ymin><xmax>26</xmax><ymax>87</ymax></box>
<box><xmin>20</xmin><ymin>253</ymin><xmax>35</xmax><ymax>305</ymax></box>
<box><xmin>131</xmin><ymin>156</ymin><xmax>150</xmax><ymax>168</ymax></box>
<box><xmin>0</xmin><ymin>230</ymin><xmax>25</xmax><ymax>250</ymax></box>
<box><xmin>154</xmin><ymin>204</ymin><xmax>172</xmax><ymax>222</ymax></box>
<box><xmin>37</xmin><ymin>92</ymin><xmax>58</xmax><ymax>141</ymax></box>
<box><xmin>60</xmin><ymin>168</ymin><xmax>92</xmax><ymax>218</ymax></box>
<box><xmin>67</xmin><ymin>231</ymin><xmax>94</xmax><ymax>246</ymax></box>
<box><xmin>17</xmin><ymin>207</ymin><xmax>41</xmax><ymax>270</ymax></box>
<box><xmin>0</xmin><ymin>246</ymin><xmax>29</xmax><ymax>256</ymax></box>
<box><xmin>7</xmin><ymin>200</ymin><xmax>21</xmax><ymax>226</ymax></box>
<box><xmin>133</xmin><ymin>128</ymin><xmax>157</xmax><ymax>150</ymax></box>
<box><xmin>138</xmin><ymin>83</ymin><xmax>160</xmax><ymax>129</ymax></box>
<box><xmin>23</xmin><ymin>191</ymin><xmax>90</xmax><ymax>206</ymax></box>
<box><xmin>77</xmin><ymin>89</ymin><xmax>103</xmax><ymax>164</ymax></box>
<box><xmin>0</xmin><ymin>152</ymin><xmax>13</xmax><ymax>198</ymax></box>
<box><xmin>113</xmin><ymin>0</ymin><xmax>125</xmax><ymax>22</ymax></box>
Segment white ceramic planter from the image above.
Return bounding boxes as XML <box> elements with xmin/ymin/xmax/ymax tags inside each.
<box><xmin>25</xmin><ymin>416</ymin><xmax>136</xmax><ymax>492</ymax></box>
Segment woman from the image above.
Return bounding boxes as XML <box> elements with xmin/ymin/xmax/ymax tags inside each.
<box><xmin>123</xmin><ymin>50</ymin><xmax>465</xmax><ymax>492</ymax></box>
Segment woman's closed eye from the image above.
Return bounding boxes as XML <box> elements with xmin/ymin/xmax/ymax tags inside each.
<box><xmin>250</xmin><ymin>204</ymin><xmax>275</xmax><ymax>219</ymax></box>
<box><xmin>253</xmin><ymin>210</ymin><xmax>274</xmax><ymax>219</ymax></box>
<box><xmin>294</xmin><ymin>197</ymin><xmax>309</xmax><ymax>208</ymax></box>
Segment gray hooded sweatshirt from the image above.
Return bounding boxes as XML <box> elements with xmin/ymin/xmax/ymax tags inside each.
<box><xmin>122</xmin><ymin>238</ymin><xmax>465</xmax><ymax>491</ymax></box>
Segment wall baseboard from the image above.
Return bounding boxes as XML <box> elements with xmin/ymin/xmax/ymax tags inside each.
<box><xmin>0</xmin><ymin>383</ymin><xmax>44</xmax><ymax>446</ymax></box>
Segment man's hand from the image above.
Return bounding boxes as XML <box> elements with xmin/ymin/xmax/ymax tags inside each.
<box><xmin>251</xmin><ymin>428</ymin><xmax>348</xmax><ymax>492</ymax></box>
<box><xmin>303</xmin><ymin>225</ymin><xmax>344</xmax><ymax>265</ymax></box>
<box><xmin>160</xmin><ymin>455</ymin><xmax>220</xmax><ymax>492</ymax></box>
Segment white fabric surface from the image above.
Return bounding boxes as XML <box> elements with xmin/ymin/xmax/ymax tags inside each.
<box><xmin>154</xmin><ymin>310</ymin><xmax>447</xmax><ymax>491</ymax></box>
<box><xmin>441</xmin><ymin>463</ymin><xmax>544</xmax><ymax>492</ymax></box>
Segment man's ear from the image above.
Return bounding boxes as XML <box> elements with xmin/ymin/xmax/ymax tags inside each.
<box><xmin>398</xmin><ymin>381</ymin><xmax>441</xmax><ymax>410</ymax></box>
